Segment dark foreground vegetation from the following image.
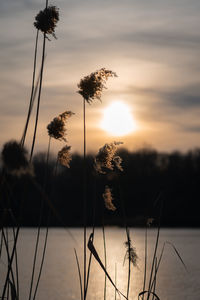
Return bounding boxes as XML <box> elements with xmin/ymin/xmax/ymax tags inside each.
<box><xmin>1</xmin><ymin>147</ymin><xmax>200</xmax><ymax>227</ymax></box>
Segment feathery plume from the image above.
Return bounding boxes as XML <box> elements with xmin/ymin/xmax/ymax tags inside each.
<box><xmin>113</xmin><ymin>156</ymin><xmax>123</xmax><ymax>172</ymax></box>
<box><xmin>1</xmin><ymin>140</ymin><xmax>33</xmax><ymax>177</ymax></box>
<box><xmin>124</xmin><ymin>230</ymin><xmax>138</xmax><ymax>267</ymax></box>
<box><xmin>58</xmin><ymin>145</ymin><xmax>72</xmax><ymax>168</ymax></box>
<box><xmin>77</xmin><ymin>68</ymin><xmax>117</xmax><ymax>103</ymax></box>
<box><xmin>103</xmin><ymin>185</ymin><xmax>116</xmax><ymax>211</ymax></box>
<box><xmin>47</xmin><ymin>111</ymin><xmax>74</xmax><ymax>142</ymax></box>
<box><xmin>34</xmin><ymin>5</ymin><xmax>59</xmax><ymax>39</ymax></box>
<box><xmin>94</xmin><ymin>141</ymin><xmax>123</xmax><ymax>174</ymax></box>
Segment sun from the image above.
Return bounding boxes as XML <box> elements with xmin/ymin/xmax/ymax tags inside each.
<box><xmin>100</xmin><ymin>101</ymin><xmax>137</xmax><ymax>136</ymax></box>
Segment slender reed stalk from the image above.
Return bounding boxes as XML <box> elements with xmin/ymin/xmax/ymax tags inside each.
<box><xmin>30</xmin><ymin>0</ymin><xmax>50</xmax><ymax>160</ymax></box>
<box><xmin>74</xmin><ymin>248</ymin><xmax>83</xmax><ymax>300</ymax></box>
<box><xmin>11</xmin><ymin>226</ymin><xmax>19</xmax><ymax>300</ymax></box>
<box><xmin>85</xmin><ymin>175</ymin><xmax>96</xmax><ymax>298</ymax></box>
<box><xmin>1</xmin><ymin>182</ymin><xmax>29</xmax><ymax>300</ymax></box>
<box><xmin>78</xmin><ymin>68</ymin><xmax>116</xmax><ymax>300</ymax></box>
<box><xmin>83</xmin><ymin>98</ymin><xmax>87</xmax><ymax>300</ymax></box>
<box><xmin>115</xmin><ymin>263</ymin><xmax>117</xmax><ymax>300</ymax></box>
<box><xmin>102</xmin><ymin>222</ymin><xmax>107</xmax><ymax>300</ymax></box>
<box><xmin>127</xmin><ymin>234</ymin><xmax>131</xmax><ymax>300</ymax></box>
<box><xmin>85</xmin><ymin>227</ymin><xmax>94</xmax><ymax>298</ymax></box>
<box><xmin>146</xmin><ymin>227</ymin><xmax>160</xmax><ymax>300</ymax></box>
<box><xmin>32</xmin><ymin>154</ymin><xmax>60</xmax><ymax>300</ymax></box>
<box><xmin>118</xmin><ymin>183</ymin><xmax>131</xmax><ymax>299</ymax></box>
<box><xmin>152</xmin><ymin>257</ymin><xmax>157</xmax><ymax>300</ymax></box>
<box><xmin>1</xmin><ymin>229</ymin><xmax>17</xmax><ymax>297</ymax></box>
<box><xmin>0</xmin><ymin>229</ymin><xmax>3</xmax><ymax>258</ymax></box>
<box><xmin>1</xmin><ymin>226</ymin><xmax>20</xmax><ymax>300</ymax></box>
<box><xmin>0</xmin><ymin>202</ymin><xmax>19</xmax><ymax>299</ymax></box>
<box><xmin>21</xmin><ymin>29</ymin><xmax>39</xmax><ymax>147</ymax></box>
<box><xmin>32</xmin><ymin>225</ymin><xmax>49</xmax><ymax>300</ymax></box>
<box><xmin>7</xmin><ymin>282</ymin><xmax>9</xmax><ymax>300</ymax></box>
<box><xmin>30</xmin><ymin>31</ymin><xmax>46</xmax><ymax>162</ymax></box>
<box><xmin>147</xmin><ymin>199</ymin><xmax>162</xmax><ymax>300</ymax></box>
<box><xmin>27</xmin><ymin>200</ymin><xmax>42</xmax><ymax>300</ymax></box>
<box><xmin>142</xmin><ymin>226</ymin><xmax>148</xmax><ymax>300</ymax></box>
<box><xmin>7</xmin><ymin>196</ymin><xmax>22</xmax><ymax>300</ymax></box>
<box><xmin>28</xmin><ymin>136</ymin><xmax>51</xmax><ymax>300</ymax></box>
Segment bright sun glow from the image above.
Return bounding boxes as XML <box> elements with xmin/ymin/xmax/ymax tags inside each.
<box><xmin>100</xmin><ymin>101</ymin><xmax>137</xmax><ymax>136</ymax></box>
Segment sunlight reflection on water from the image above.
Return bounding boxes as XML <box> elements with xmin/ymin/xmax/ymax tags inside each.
<box><xmin>0</xmin><ymin>228</ymin><xmax>200</xmax><ymax>300</ymax></box>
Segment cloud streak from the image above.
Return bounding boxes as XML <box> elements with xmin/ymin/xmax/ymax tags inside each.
<box><xmin>1</xmin><ymin>0</ymin><xmax>200</xmax><ymax>153</ymax></box>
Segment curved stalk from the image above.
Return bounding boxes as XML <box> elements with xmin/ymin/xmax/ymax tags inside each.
<box><xmin>1</xmin><ymin>227</ymin><xmax>20</xmax><ymax>300</ymax></box>
<box><xmin>147</xmin><ymin>198</ymin><xmax>162</xmax><ymax>300</ymax></box>
<box><xmin>30</xmin><ymin>31</ymin><xmax>46</xmax><ymax>162</ymax></box>
<box><xmin>74</xmin><ymin>248</ymin><xmax>83</xmax><ymax>300</ymax></box>
<box><xmin>32</xmin><ymin>225</ymin><xmax>49</xmax><ymax>300</ymax></box>
<box><xmin>21</xmin><ymin>29</ymin><xmax>39</xmax><ymax>147</ymax></box>
<box><xmin>33</xmin><ymin>152</ymin><xmax>59</xmax><ymax>300</ymax></box>
<box><xmin>28</xmin><ymin>136</ymin><xmax>51</xmax><ymax>300</ymax></box>
<box><xmin>85</xmin><ymin>177</ymin><xmax>96</xmax><ymax>298</ymax></box>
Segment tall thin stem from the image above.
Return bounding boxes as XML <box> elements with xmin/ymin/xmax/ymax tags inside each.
<box><xmin>126</xmin><ymin>229</ymin><xmax>131</xmax><ymax>300</ymax></box>
<box><xmin>83</xmin><ymin>98</ymin><xmax>87</xmax><ymax>300</ymax></box>
<box><xmin>1</xmin><ymin>227</ymin><xmax>20</xmax><ymax>300</ymax></box>
<box><xmin>142</xmin><ymin>226</ymin><xmax>148</xmax><ymax>300</ymax></box>
<box><xmin>12</xmin><ymin>227</ymin><xmax>19</xmax><ymax>300</ymax></box>
<box><xmin>147</xmin><ymin>199</ymin><xmax>162</xmax><ymax>300</ymax></box>
<box><xmin>85</xmin><ymin>176</ymin><xmax>96</xmax><ymax>298</ymax></box>
<box><xmin>152</xmin><ymin>257</ymin><xmax>157</xmax><ymax>300</ymax></box>
<box><xmin>28</xmin><ymin>136</ymin><xmax>51</xmax><ymax>300</ymax></box>
<box><xmin>32</xmin><ymin>225</ymin><xmax>49</xmax><ymax>300</ymax></box>
<box><xmin>102</xmin><ymin>222</ymin><xmax>107</xmax><ymax>300</ymax></box>
<box><xmin>21</xmin><ymin>29</ymin><xmax>39</xmax><ymax>147</ymax></box>
<box><xmin>118</xmin><ymin>183</ymin><xmax>131</xmax><ymax>299</ymax></box>
<box><xmin>1</xmin><ymin>182</ymin><xmax>26</xmax><ymax>300</ymax></box>
<box><xmin>115</xmin><ymin>263</ymin><xmax>117</xmax><ymax>300</ymax></box>
<box><xmin>2</xmin><ymin>229</ymin><xmax>17</xmax><ymax>289</ymax></box>
<box><xmin>30</xmin><ymin>31</ymin><xmax>46</xmax><ymax>162</ymax></box>
<box><xmin>74</xmin><ymin>248</ymin><xmax>83</xmax><ymax>300</ymax></box>
<box><xmin>32</xmin><ymin>137</ymin><xmax>53</xmax><ymax>300</ymax></box>
<box><xmin>146</xmin><ymin>227</ymin><xmax>160</xmax><ymax>300</ymax></box>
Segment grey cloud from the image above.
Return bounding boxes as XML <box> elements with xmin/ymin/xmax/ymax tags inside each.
<box><xmin>182</xmin><ymin>125</ymin><xmax>200</xmax><ymax>133</ymax></box>
<box><xmin>125</xmin><ymin>84</ymin><xmax>200</xmax><ymax>131</ymax></box>
<box><xmin>0</xmin><ymin>0</ymin><xmax>40</xmax><ymax>16</ymax></box>
<box><xmin>129</xmin><ymin>84</ymin><xmax>200</xmax><ymax>109</ymax></box>
<box><xmin>165</xmin><ymin>92</ymin><xmax>200</xmax><ymax>108</ymax></box>
<box><xmin>117</xmin><ymin>31</ymin><xmax>200</xmax><ymax>49</ymax></box>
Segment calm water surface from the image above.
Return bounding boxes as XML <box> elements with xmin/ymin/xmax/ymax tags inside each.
<box><xmin>1</xmin><ymin>228</ymin><xmax>200</xmax><ymax>300</ymax></box>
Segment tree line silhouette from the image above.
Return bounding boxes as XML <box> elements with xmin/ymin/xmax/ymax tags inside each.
<box><xmin>1</xmin><ymin>147</ymin><xmax>200</xmax><ymax>227</ymax></box>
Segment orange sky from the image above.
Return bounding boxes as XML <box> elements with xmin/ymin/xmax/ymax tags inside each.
<box><xmin>0</xmin><ymin>0</ymin><xmax>200</xmax><ymax>156</ymax></box>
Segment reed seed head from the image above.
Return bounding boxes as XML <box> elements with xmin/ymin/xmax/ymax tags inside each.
<box><xmin>124</xmin><ymin>231</ymin><xmax>138</xmax><ymax>267</ymax></box>
<box><xmin>1</xmin><ymin>140</ymin><xmax>33</xmax><ymax>177</ymax></box>
<box><xmin>94</xmin><ymin>141</ymin><xmax>123</xmax><ymax>174</ymax></box>
<box><xmin>47</xmin><ymin>111</ymin><xmax>74</xmax><ymax>142</ymax></box>
<box><xmin>58</xmin><ymin>145</ymin><xmax>72</xmax><ymax>168</ymax></box>
<box><xmin>34</xmin><ymin>5</ymin><xmax>59</xmax><ymax>39</ymax></box>
<box><xmin>103</xmin><ymin>185</ymin><xmax>116</xmax><ymax>211</ymax></box>
<box><xmin>77</xmin><ymin>68</ymin><xmax>117</xmax><ymax>103</ymax></box>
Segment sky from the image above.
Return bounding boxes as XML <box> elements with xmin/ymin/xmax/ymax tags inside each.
<box><xmin>0</xmin><ymin>0</ymin><xmax>200</xmax><ymax>155</ymax></box>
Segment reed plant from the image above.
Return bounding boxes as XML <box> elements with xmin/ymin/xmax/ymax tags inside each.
<box><xmin>0</xmin><ymin>2</ymin><xmax>188</xmax><ymax>300</ymax></box>
<box><xmin>0</xmin><ymin>1</ymin><xmax>60</xmax><ymax>299</ymax></box>
<box><xmin>77</xmin><ymin>69</ymin><xmax>117</xmax><ymax>300</ymax></box>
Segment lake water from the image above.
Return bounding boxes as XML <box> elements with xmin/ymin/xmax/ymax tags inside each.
<box><xmin>0</xmin><ymin>228</ymin><xmax>200</xmax><ymax>300</ymax></box>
